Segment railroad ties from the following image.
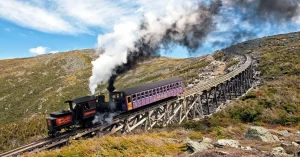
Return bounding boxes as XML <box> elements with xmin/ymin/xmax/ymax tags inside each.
<box><xmin>0</xmin><ymin>54</ymin><xmax>256</xmax><ymax>157</ymax></box>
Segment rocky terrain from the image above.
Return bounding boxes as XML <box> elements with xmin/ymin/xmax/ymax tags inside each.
<box><xmin>26</xmin><ymin>31</ymin><xmax>300</xmax><ymax>156</ymax></box>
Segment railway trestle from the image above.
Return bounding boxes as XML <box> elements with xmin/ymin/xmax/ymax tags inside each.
<box><xmin>0</xmin><ymin>54</ymin><xmax>256</xmax><ymax>157</ymax></box>
<box><xmin>97</xmin><ymin>55</ymin><xmax>255</xmax><ymax>135</ymax></box>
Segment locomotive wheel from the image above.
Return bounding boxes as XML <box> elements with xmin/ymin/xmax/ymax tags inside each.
<box><xmin>48</xmin><ymin>131</ymin><xmax>53</xmax><ymax>137</ymax></box>
<box><xmin>84</xmin><ymin>121</ymin><xmax>93</xmax><ymax>128</ymax></box>
<box><xmin>54</xmin><ymin>131</ymin><xmax>60</xmax><ymax>137</ymax></box>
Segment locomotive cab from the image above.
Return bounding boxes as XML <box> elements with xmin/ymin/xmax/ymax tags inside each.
<box><xmin>46</xmin><ymin>96</ymin><xmax>98</xmax><ymax>137</ymax></box>
<box><xmin>66</xmin><ymin>96</ymin><xmax>97</xmax><ymax>127</ymax></box>
<box><xmin>111</xmin><ymin>91</ymin><xmax>125</xmax><ymax>111</ymax></box>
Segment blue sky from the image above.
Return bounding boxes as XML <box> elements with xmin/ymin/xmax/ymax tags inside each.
<box><xmin>0</xmin><ymin>0</ymin><xmax>299</xmax><ymax>60</ymax></box>
<box><xmin>0</xmin><ymin>0</ymin><xmax>194</xmax><ymax>59</ymax></box>
<box><xmin>0</xmin><ymin>20</ymin><xmax>99</xmax><ymax>59</ymax></box>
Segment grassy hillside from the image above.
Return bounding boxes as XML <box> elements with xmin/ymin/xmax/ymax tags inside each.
<box><xmin>32</xmin><ymin>32</ymin><xmax>300</xmax><ymax>156</ymax></box>
<box><xmin>0</xmin><ymin>48</ymin><xmax>226</xmax><ymax>152</ymax></box>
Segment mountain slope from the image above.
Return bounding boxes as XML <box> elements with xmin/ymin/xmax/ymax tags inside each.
<box><xmin>0</xmin><ymin>48</ymin><xmax>234</xmax><ymax>152</ymax></box>
<box><xmin>31</xmin><ymin>31</ymin><xmax>300</xmax><ymax>156</ymax></box>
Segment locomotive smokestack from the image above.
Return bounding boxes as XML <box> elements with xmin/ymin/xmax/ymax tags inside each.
<box><xmin>107</xmin><ymin>75</ymin><xmax>116</xmax><ymax>102</ymax></box>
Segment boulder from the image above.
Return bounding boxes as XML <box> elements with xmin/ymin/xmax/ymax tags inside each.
<box><xmin>271</xmin><ymin>147</ymin><xmax>290</xmax><ymax>156</ymax></box>
<box><xmin>240</xmin><ymin>146</ymin><xmax>254</xmax><ymax>151</ymax></box>
<box><xmin>277</xmin><ymin>130</ymin><xmax>292</xmax><ymax>137</ymax></box>
<box><xmin>186</xmin><ymin>137</ymin><xmax>214</xmax><ymax>154</ymax></box>
<box><xmin>214</xmin><ymin>139</ymin><xmax>240</xmax><ymax>148</ymax></box>
<box><xmin>292</xmin><ymin>142</ymin><xmax>299</xmax><ymax>147</ymax></box>
<box><xmin>187</xmin><ymin>84</ymin><xmax>194</xmax><ymax>88</ymax></box>
<box><xmin>202</xmin><ymin>137</ymin><xmax>213</xmax><ymax>144</ymax></box>
<box><xmin>244</xmin><ymin>126</ymin><xmax>280</xmax><ymax>143</ymax></box>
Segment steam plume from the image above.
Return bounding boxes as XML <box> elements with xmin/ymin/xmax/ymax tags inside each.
<box><xmin>89</xmin><ymin>0</ymin><xmax>300</xmax><ymax>94</ymax></box>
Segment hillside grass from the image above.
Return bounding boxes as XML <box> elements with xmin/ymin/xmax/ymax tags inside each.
<box><xmin>31</xmin><ymin>32</ymin><xmax>300</xmax><ymax>156</ymax></box>
<box><xmin>27</xmin><ymin>129</ymin><xmax>202</xmax><ymax>157</ymax></box>
<box><xmin>183</xmin><ymin>32</ymin><xmax>300</xmax><ymax>139</ymax></box>
<box><xmin>0</xmin><ymin>51</ymin><xmax>212</xmax><ymax>153</ymax></box>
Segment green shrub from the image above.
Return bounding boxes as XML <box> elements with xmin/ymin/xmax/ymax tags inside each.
<box><xmin>240</xmin><ymin>92</ymin><xmax>257</xmax><ymax>101</ymax></box>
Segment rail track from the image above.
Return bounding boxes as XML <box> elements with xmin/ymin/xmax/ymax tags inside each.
<box><xmin>0</xmin><ymin>54</ymin><xmax>255</xmax><ymax>157</ymax></box>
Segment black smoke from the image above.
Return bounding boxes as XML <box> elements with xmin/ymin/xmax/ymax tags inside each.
<box><xmin>105</xmin><ymin>0</ymin><xmax>300</xmax><ymax>93</ymax></box>
<box><xmin>107</xmin><ymin>0</ymin><xmax>223</xmax><ymax>92</ymax></box>
<box><xmin>233</xmin><ymin>0</ymin><xmax>300</xmax><ymax>22</ymax></box>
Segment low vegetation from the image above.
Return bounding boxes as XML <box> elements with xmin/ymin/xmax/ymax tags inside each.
<box><xmin>183</xmin><ymin>32</ymin><xmax>300</xmax><ymax>140</ymax></box>
<box><xmin>27</xmin><ymin>129</ymin><xmax>202</xmax><ymax>157</ymax></box>
<box><xmin>0</xmin><ymin>50</ymin><xmax>215</xmax><ymax>153</ymax></box>
<box><xmin>2</xmin><ymin>31</ymin><xmax>300</xmax><ymax>156</ymax></box>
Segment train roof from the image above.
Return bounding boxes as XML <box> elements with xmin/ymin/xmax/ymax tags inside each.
<box><xmin>65</xmin><ymin>96</ymin><xmax>96</xmax><ymax>104</ymax></box>
<box><xmin>121</xmin><ymin>77</ymin><xmax>183</xmax><ymax>96</ymax></box>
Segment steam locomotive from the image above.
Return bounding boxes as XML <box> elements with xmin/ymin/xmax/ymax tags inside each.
<box><xmin>46</xmin><ymin>77</ymin><xmax>184</xmax><ymax>137</ymax></box>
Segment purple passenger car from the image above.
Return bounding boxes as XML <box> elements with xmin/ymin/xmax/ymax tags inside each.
<box><xmin>120</xmin><ymin>77</ymin><xmax>184</xmax><ymax>111</ymax></box>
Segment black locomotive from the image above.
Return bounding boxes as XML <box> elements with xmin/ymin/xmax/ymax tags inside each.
<box><xmin>46</xmin><ymin>78</ymin><xmax>184</xmax><ymax>137</ymax></box>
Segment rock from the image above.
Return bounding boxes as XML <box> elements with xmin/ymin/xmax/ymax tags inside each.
<box><xmin>202</xmin><ymin>137</ymin><xmax>213</xmax><ymax>144</ymax></box>
<box><xmin>296</xmin><ymin>150</ymin><xmax>300</xmax><ymax>157</ymax></box>
<box><xmin>214</xmin><ymin>139</ymin><xmax>240</xmax><ymax>148</ymax></box>
<box><xmin>271</xmin><ymin>147</ymin><xmax>290</xmax><ymax>156</ymax></box>
<box><xmin>295</xmin><ymin>131</ymin><xmax>300</xmax><ymax>136</ymax></box>
<box><xmin>279</xmin><ymin>137</ymin><xmax>285</xmax><ymax>141</ymax></box>
<box><xmin>292</xmin><ymin>142</ymin><xmax>299</xmax><ymax>147</ymax></box>
<box><xmin>277</xmin><ymin>130</ymin><xmax>292</xmax><ymax>137</ymax></box>
<box><xmin>187</xmin><ymin>84</ymin><xmax>194</xmax><ymax>88</ymax></box>
<box><xmin>281</xmin><ymin>142</ymin><xmax>292</xmax><ymax>147</ymax></box>
<box><xmin>240</xmin><ymin>146</ymin><xmax>254</xmax><ymax>151</ymax></box>
<box><xmin>295</xmin><ymin>140</ymin><xmax>300</xmax><ymax>145</ymax></box>
<box><xmin>186</xmin><ymin>138</ymin><xmax>214</xmax><ymax>154</ymax></box>
<box><xmin>244</xmin><ymin>126</ymin><xmax>280</xmax><ymax>143</ymax></box>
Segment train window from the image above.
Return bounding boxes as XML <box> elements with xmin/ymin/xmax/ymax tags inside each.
<box><xmin>149</xmin><ymin>90</ymin><xmax>152</xmax><ymax>96</ymax></box>
<box><xmin>133</xmin><ymin>95</ymin><xmax>136</xmax><ymax>101</ymax></box>
<box><xmin>167</xmin><ymin>85</ymin><xmax>169</xmax><ymax>91</ymax></box>
<box><xmin>137</xmin><ymin>93</ymin><xmax>140</xmax><ymax>100</ymax></box>
<box><xmin>82</xmin><ymin>102</ymin><xmax>90</xmax><ymax>110</ymax></box>
<box><xmin>127</xmin><ymin>96</ymin><xmax>132</xmax><ymax>103</ymax></box>
<box><xmin>145</xmin><ymin>91</ymin><xmax>148</xmax><ymax>97</ymax></box>
<box><xmin>88</xmin><ymin>101</ymin><xmax>96</xmax><ymax>109</ymax></box>
<box><xmin>141</xmin><ymin>92</ymin><xmax>144</xmax><ymax>98</ymax></box>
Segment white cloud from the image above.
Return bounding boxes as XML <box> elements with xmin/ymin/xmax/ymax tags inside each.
<box><xmin>29</xmin><ymin>46</ymin><xmax>59</xmax><ymax>55</ymax></box>
<box><xmin>0</xmin><ymin>0</ymin><xmax>81</xmax><ymax>34</ymax></box>
<box><xmin>50</xmin><ymin>51</ymin><xmax>59</xmax><ymax>54</ymax></box>
<box><xmin>0</xmin><ymin>0</ymin><xmax>172</xmax><ymax>35</ymax></box>
<box><xmin>54</xmin><ymin>0</ymin><xmax>135</xmax><ymax>28</ymax></box>
<box><xmin>29</xmin><ymin>46</ymin><xmax>48</xmax><ymax>55</ymax></box>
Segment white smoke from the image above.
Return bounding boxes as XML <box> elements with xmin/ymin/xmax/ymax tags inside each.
<box><xmin>93</xmin><ymin>112</ymin><xmax>118</xmax><ymax>124</ymax></box>
<box><xmin>89</xmin><ymin>0</ymin><xmax>300</xmax><ymax>94</ymax></box>
<box><xmin>89</xmin><ymin>21</ymin><xmax>141</xmax><ymax>94</ymax></box>
<box><xmin>89</xmin><ymin>0</ymin><xmax>208</xmax><ymax>94</ymax></box>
